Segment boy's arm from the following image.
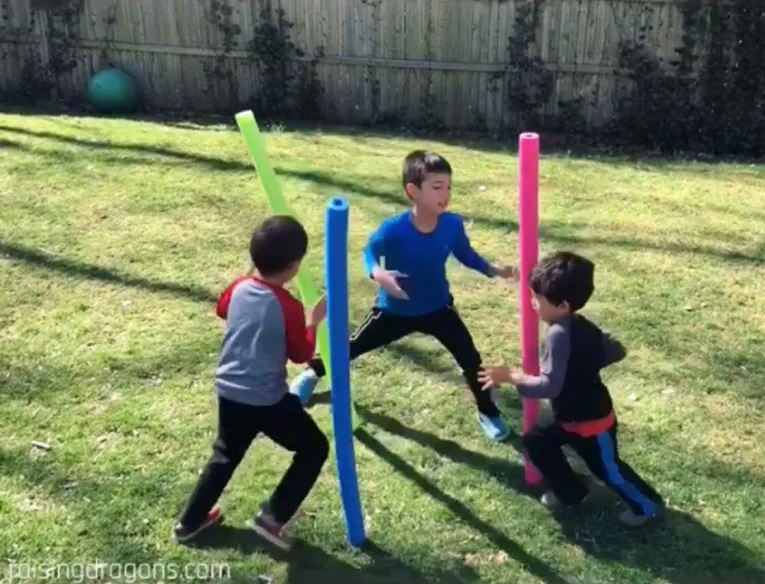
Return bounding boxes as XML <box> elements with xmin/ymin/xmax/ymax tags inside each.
<box><xmin>600</xmin><ymin>331</ymin><xmax>627</xmax><ymax>368</ymax></box>
<box><xmin>281</xmin><ymin>295</ymin><xmax>317</xmax><ymax>364</ymax></box>
<box><xmin>215</xmin><ymin>276</ymin><xmax>249</xmax><ymax>319</ymax></box>
<box><xmin>515</xmin><ymin>326</ymin><xmax>571</xmax><ymax>399</ymax></box>
<box><xmin>362</xmin><ymin>221</ymin><xmax>410</xmax><ymax>300</ymax></box>
<box><xmin>363</xmin><ymin>223</ymin><xmax>387</xmax><ymax>277</ymax></box>
<box><xmin>451</xmin><ymin>216</ymin><xmax>495</xmax><ymax>276</ymax></box>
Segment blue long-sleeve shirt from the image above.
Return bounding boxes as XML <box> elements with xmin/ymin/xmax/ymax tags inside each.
<box><xmin>362</xmin><ymin>211</ymin><xmax>494</xmax><ymax>316</ymax></box>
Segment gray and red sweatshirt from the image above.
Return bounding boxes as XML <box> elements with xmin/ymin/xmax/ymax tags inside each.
<box><xmin>214</xmin><ymin>276</ymin><xmax>315</xmax><ymax>406</ymax></box>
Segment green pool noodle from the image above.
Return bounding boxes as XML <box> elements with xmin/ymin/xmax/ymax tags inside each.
<box><xmin>235</xmin><ymin>110</ymin><xmax>360</xmax><ymax>429</ymax></box>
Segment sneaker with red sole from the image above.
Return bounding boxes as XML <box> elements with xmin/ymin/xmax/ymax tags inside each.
<box><xmin>173</xmin><ymin>507</ymin><xmax>224</xmax><ymax>543</ymax></box>
<box><xmin>248</xmin><ymin>511</ymin><xmax>291</xmax><ymax>551</ymax></box>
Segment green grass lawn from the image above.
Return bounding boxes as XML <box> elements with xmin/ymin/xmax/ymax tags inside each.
<box><xmin>1</xmin><ymin>112</ymin><xmax>764</xmax><ymax>584</ymax></box>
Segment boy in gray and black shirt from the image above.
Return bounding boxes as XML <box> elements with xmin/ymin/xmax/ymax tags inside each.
<box><xmin>480</xmin><ymin>252</ymin><xmax>663</xmax><ymax>527</ymax></box>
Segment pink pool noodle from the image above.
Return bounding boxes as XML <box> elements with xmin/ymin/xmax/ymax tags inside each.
<box><xmin>519</xmin><ymin>133</ymin><xmax>543</xmax><ymax>486</ymax></box>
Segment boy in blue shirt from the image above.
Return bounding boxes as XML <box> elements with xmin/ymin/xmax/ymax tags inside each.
<box><xmin>291</xmin><ymin>150</ymin><xmax>517</xmax><ymax>441</ymax></box>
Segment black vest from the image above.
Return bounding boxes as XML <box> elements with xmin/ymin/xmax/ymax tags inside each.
<box><xmin>551</xmin><ymin>315</ymin><xmax>614</xmax><ymax>423</ymax></box>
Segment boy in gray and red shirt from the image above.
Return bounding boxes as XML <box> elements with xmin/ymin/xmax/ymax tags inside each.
<box><xmin>174</xmin><ymin>216</ymin><xmax>328</xmax><ymax>550</ymax></box>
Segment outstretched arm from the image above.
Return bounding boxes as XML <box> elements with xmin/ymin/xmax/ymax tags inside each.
<box><xmin>451</xmin><ymin>216</ymin><xmax>494</xmax><ymax>276</ymax></box>
<box><xmin>362</xmin><ymin>222</ymin><xmax>409</xmax><ymax>300</ymax></box>
<box><xmin>480</xmin><ymin>326</ymin><xmax>571</xmax><ymax>399</ymax></box>
<box><xmin>363</xmin><ymin>224</ymin><xmax>386</xmax><ymax>277</ymax></box>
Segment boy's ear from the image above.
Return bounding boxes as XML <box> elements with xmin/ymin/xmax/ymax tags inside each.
<box><xmin>404</xmin><ymin>182</ymin><xmax>419</xmax><ymax>200</ymax></box>
<box><xmin>559</xmin><ymin>300</ymin><xmax>572</xmax><ymax>313</ymax></box>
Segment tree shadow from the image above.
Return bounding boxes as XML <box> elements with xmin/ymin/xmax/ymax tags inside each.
<box><xmin>0</xmin><ymin>124</ymin><xmax>251</xmax><ymax>172</ymax></box>
<box><xmin>6</xmin><ymin>105</ymin><xmax>765</xmax><ymax>165</ymax></box>
<box><xmin>262</xmin><ymin>120</ymin><xmax>765</xmax><ymax>167</ymax></box>
<box><xmin>2</xmin><ymin>123</ymin><xmax>762</xmax><ymax>265</ymax></box>
<box><xmin>355</xmin><ymin>428</ymin><xmax>570</xmax><ymax>584</ymax></box>
<box><xmin>0</xmin><ymin>240</ymin><xmax>217</xmax><ymax>304</ymax></box>
<box><xmin>234</xmin><ymin>159</ymin><xmax>764</xmax><ymax>265</ymax></box>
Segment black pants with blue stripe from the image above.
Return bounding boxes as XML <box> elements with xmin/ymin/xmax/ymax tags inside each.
<box><xmin>524</xmin><ymin>421</ymin><xmax>663</xmax><ymax>516</ymax></box>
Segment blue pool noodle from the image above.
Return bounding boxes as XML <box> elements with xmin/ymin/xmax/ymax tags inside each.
<box><xmin>325</xmin><ymin>197</ymin><xmax>366</xmax><ymax>547</ymax></box>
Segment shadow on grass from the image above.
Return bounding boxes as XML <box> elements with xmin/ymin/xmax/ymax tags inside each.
<box><xmin>195</xmin><ymin>526</ymin><xmax>475</xmax><ymax>583</ymax></box>
<box><xmin>384</xmin><ymin>341</ymin><xmax>466</xmax><ymax>381</ymax></box>
<box><xmin>0</xmin><ymin>240</ymin><xmax>217</xmax><ymax>304</ymax></box>
<box><xmin>2</xmin><ymin>406</ymin><xmax>763</xmax><ymax>583</ymax></box>
<box><xmin>279</xmin><ymin>170</ymin><xmax>762</xmax><ymax>264</ymax></box>
<box><xmin>2</xmin><ymin>124</ymin><xmax>762</xmax><ymax>265</ymax></box>
<box><xmin>0</xmin><ymin>124</ymin><xmax>250</xmax><ymax>172</ymax></box>
<box><xmin>355</xmin><ymin>428</ymin><xmax>569</xmax><ymax>584</ymax></box>
<box><xmin>357</xmin><ymin>405</ymin><xmax>765</xmax><ymax>583</ymax></box>
<box><xmin>555</xmin><ymin>507</ymin><xmax>765</xmax><ymax>584</ymax></box>
<box><xmin>6</xmin><ymin>106</ymin><xmax>765</xmax><ymax>165</ymax></box>
<box><xmin>272</xmin><ymin>122</ymin><xmax>765</xmax><ymax>168</ymax></box>
<box><xmin>356</xmin><ymin>405</ymin><xmax>527</xmax><ymax>479</ymax></box>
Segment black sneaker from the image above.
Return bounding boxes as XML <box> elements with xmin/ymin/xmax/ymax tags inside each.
<box><xmin>173</xmin><ymin>507</ymin><xmax>223</xmax><ymax>543</ymax></box>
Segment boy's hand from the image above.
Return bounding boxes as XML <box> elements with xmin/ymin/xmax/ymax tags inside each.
<box><xmin>493</xmin><ymin>265</ymin><xmax>520</xmax><ymax>281</ymax></box>
<box><xmin>306</xmin><ymin>295</ymin><xmax>327</xmax><ymax>327</ymax></box>
<box><xmin>479</xmin><ymin>365</ymin><xmax>525</xmax><ymax>389</ymax></box>
<box><xmin>478</xmin><ymin>365</ymin><xmax>511</xmax><ymax>389</ymax></box>
<box><xmin>372</xmin><ymin>266</ymin><xmax>409</xmax><ymax>300</ymax></box>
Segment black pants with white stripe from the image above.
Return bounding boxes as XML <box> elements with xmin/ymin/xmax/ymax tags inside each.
<box><xmin>524</xmin><ymin>421</ymin><xmax>663</xmax><ymax>516</ymax></box>
<box><xmin>307</xmin><ymin>303</ymin><xmax>500</xmax><ymax>418</ymax></box>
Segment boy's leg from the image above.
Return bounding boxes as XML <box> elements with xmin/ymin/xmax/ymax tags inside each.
<box><xmin>258</xmin><ymin>393</ymin><xmax>330</xmax><ymax>524</ymax></box>
<box><xmin>420</xmin><ymin>304</ymin><xmax>500</xmax><ymax>418</ymax></box>
<box><xmin>291</xmin><ymin>308</ymin><xmax>416</xmax><ymax>403</ymax></box>
<box><xmin>178</xmin><ymin>397</ymin><xmax>260</xmax><ymax>529</ymax></box>
<box><xmin>420</xmin><ymin>303</ymin><xmax>508</xmax><ymax>441</ymax></box>
<box><xmin>571</xmin><ymin>423</ymin><xmax>662</xmax><ymax>517</ymax></box>
<box><xmin>523</xmin><ymin>423</ymin><xmax>589</xmax><ymax>506</ymax></box>
<box><xmin>311</xmin><ymin>308</ymin><xmax>416</xmax><ymax>376</ymax></box>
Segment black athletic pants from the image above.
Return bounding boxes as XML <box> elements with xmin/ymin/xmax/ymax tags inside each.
<box><xmin>524</xmin><ymin>421</ymin><xmax>663</xmax><ymax>516</ymax></box>
<box><xmin>307</xmin><ymin>303</ymin><xmax>500</xmax><ymax>418</ymax></box>
<box><xmin>179</xmin><ymin>394</ymin><xmax>329</xmax><ymax>528</ymax></box>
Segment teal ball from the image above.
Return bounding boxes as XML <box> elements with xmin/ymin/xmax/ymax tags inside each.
<box><xmin>87</xmin><ymin>68</ymin><xmax>138</xmax><ymax>114</ymax></box>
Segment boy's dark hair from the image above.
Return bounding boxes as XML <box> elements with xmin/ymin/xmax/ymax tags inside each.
<box><xmin>530</xmin><ymin>251</ymin><xmax>595</xmax><ymax>311</ymax></box>
<box><xmin>249</xmin><ymin>215</ymin><xmax>308</xmax><ymax>276</ymax></box>
<box><xmin>402</xmin><ymin>150</ymin><xmax>452</xmax><ymax>189</ymax></box>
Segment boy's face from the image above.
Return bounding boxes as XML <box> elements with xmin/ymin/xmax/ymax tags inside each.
<box><xmin>406</xmin><ymin>172</ymin><xmax>451</xmax><ymax>215</ymax></box>
<box><xmin>531</xmin><ymin>292</ymin><xmax>571</xmax><ymax>324</ymax></box>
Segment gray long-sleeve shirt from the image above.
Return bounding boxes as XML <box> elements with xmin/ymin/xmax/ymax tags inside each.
<box><xmin>517</xmin><ymin>317</ymin><xmax>626</xmax><ymax>399</ymax></box>
<box><xmin>214</xmin><ymin>276</ymin><xmax>316</xmax><ymax>406</ymax></box>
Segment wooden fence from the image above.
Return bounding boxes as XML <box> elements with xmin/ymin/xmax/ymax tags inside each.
<box><xmin>0</xmin><ymin>0</ymin><xmax>708</xmax><ymax>131</ymax></box>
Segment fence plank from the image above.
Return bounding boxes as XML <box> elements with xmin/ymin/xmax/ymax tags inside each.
<box><xmin>0</xmin><ymin>0</ymin><xmax>716</xmax><ymax>132</ymax></box>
